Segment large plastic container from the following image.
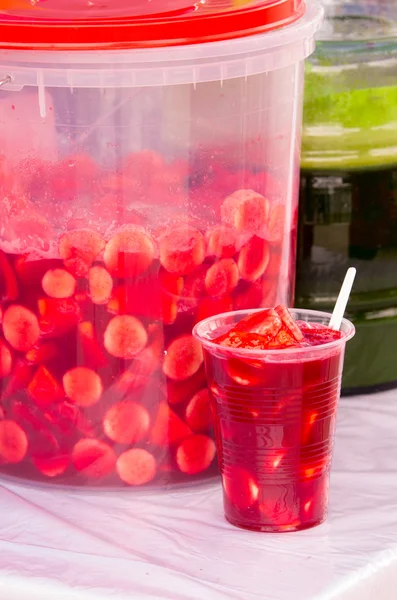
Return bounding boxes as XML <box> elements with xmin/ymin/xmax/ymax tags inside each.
<box><xmin>0</xmin><ymin>0</ymin><xmax>322</xmax><ymax>487</ymax></box>
<box><xmin>296</xmin><ymin>0</ymin><xmax>397</xmax><ymax>394</ymax></box>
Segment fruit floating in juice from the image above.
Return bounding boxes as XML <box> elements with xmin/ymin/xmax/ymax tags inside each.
<box><xmin>0</xmin><ymin>152</ymin><xmax>294</xmax><ymax>487</ymax></box>
<box><xmin>195</xmin><ymin>305</ymin><xmax>353</xmax><ymax>531</ymax></box>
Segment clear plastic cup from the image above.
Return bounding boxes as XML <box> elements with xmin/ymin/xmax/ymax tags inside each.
<box><xmin>193</xmin><ymin>308</ymin><xmax>355</xmax><ymax>532</ymax></box>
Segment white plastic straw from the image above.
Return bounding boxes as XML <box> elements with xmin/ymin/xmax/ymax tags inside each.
<box><xmin>329</xmin><ymin>267</ymin><xmax>356</xmax><ymax>331</ymax></box>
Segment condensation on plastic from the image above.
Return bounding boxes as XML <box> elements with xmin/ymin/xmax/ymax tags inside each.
<box><xmin>0</xmin><ymin>390</ymin><xmax>396</xmax><ymax>599</ymax></box>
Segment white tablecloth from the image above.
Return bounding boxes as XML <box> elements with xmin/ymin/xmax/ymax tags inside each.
<box><xmin>0</xmin><ymin>390</ymin><xmax>396</xmax><ymax>600</ymax></box>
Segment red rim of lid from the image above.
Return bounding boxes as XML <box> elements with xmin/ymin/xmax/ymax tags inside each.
<box><xmin>0</xmin><ymin>0</ymin><xmax>306</xmax><ymax>51</ymax></box>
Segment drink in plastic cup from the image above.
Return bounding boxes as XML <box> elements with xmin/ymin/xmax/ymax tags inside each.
<box><xmin>193</xmin><ymin>308</ymin><xmax>355</xmax><ymax>532</ymax></box>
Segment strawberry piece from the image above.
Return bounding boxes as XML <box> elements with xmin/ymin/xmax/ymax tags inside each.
<box><xmin>103</xmin><ymin>226</ymin><xmax>155</xmax><ymax>278</ymax></box>
<box><xmin>167</xmin><ymin>366</ymin><xmax>206</xmax><ymax>405</ymax></box>
<box><xmin>223</xmin><ymin>467</ymin><xmax>259</xmax><ymax>510</ymax></box>
<box><xmin>2</xmin><ymin>305</ymin><xmax>40</xmax><ymax>351</ymax></box>
<box><xmin>204</xmin><ymin>258</ymin><xmax>239</xmax><ymax>297</ymax></box>
<box><xmin>10</xmin><ymin>399</ymin><xmax>57</xmax><ymax>452</ymax></box>
<box><xmin>0</xmin><ymin>339</ymin><xmax>12</xmax><ymax>378</ymax></box>
<box><xmin>103</xmin><ymin>401</ymin><xmax>150</xmax><ymax>444</ymax></box>
<box><xmin>38</xmin><ymin>297</ymin><xmax>81</xmax><ymax>337</ymax></box>
<box><xmin>33</xmin><ymin>454</ymin><xmax>70</xmax><ymax>478</ymax></box>
<box><xmin>0</xmin><ymin>420</ymin><xmax>28</xmax><ymax>463</ymax></box>
<box><xmin>215</xmin><ymin>330</ymin><xmax>271</xmax><ymax>350</ymax></box>
<box><xmin>0</xmin><ymin>407</ymin><xmax>4</xmax><ymax>419</ymax></box>
<box><xmin>221</xmin><ymin>189</ymin><xmax>269</xmax><ymax>234</ymax></box>
<box><xmin>28</xmin><ymin>365</ymin><xmax>64</xmax><ymax>408</ymax></box>
<box><xmin>88</xmin><ymin>266</ymin><xmax>113</xmax><ymax>305</ymax></box>
<box><xmin>0</xmin><ymin>250</ymin><xmax>19</xmax><ymax>301</ymax></box>
<box><xmin>206</xmin><ymin>226</ymin><xmax>237</xmax><ymax>259</ymax></box>
<box><xmin>75</xmin><ymin>290</ymin><xmax>91</xmax><ymax>313</ymax></box>
<box><xmin>176</xmin><ymin>434</ymin><xmax>216</xmax><ymax>475</ymax></box>
<box><xmin>234</xmin><ymin>308</ymin><xmax>282</xmax><ymax>339</ymax></box>
<box><xmin>150</xmin><ymin>402</ymin><xmax>192</xmax><ymax>446</ymax></box>
<box><xmin>116</xmin><ymin>448</ymin><xmax>157</xmax><ymax>486</ymax></box>
<box><xmin>14</xmin><ymin>256</ymin><xmax>62</xmax><ymax>286</ymax></box>
<box><xmin>267</xmin><ymin>203</ymin><xmax>286</xmax><ymax>243</ymax></box>
<box><xmin>163</xmin><ymin>335</ymin><xmax>203</xmax><ymax>381</ymax></box>
<box><xmin>161</xmin><ymin>295</ymin><xmax>178</xmax><ymax>325</ymax></box>
<box><xmin>238</xmin><ymin>236</ymin><xmax>270</xmax><ymax>282</ymax></box>
<box><xmin>25</xmin><ymin>341</ymin><xmax>58</xmax><ymax>365</ymax></box>
<box><xmin>196</xmin><ymin>296</ymin><xmax>233</xmax><ymax>323</ymax></box>
<box><xmin>159</xmin><ymin>226</ymin><xmax>206</xmax><ymax>275</ymax></box>
<box><xmin>158</xmin><ymin>268</ymin><xmax>183</xmax><ymax>296</ymax></box>
<box><xmin>274</xmin><ymin>305</ymin><xmax>304</xmax><ymax>342</ymax></box>
<box><xmin>227</xmin><ymin>358</ymin><xmax>265</xmax><ymax>386</ymax></box>
<box><xmin>45</xmin><ymin>402</ymin><xmax>94</xmax><ymax>438</ymax></box>
<box><xmin>77</xmin><ymin>321</ymin><xmax>107</xmax><ymax>368</ymax></box>
<box><xmin>185</xmin><ymin>389</ymin><xmax>212</xmax><ymax>433</ymax></box>
<box><xmin>59</xmin><ymin>229</ymin><xmax>105</xmax><ymax>277</ymax></box>
<box><xmin>3</xmin><ymin>360</ymin><xmax>32</xmax><ymax>397</ymax></box>
<box><xmin>42</xmin><ymin>268</ymin><xmax>76</xmax><ymax>299</ymax></box>
<box><xmin>267</xmin><ymin>327</ymin><xmax>300</xmax><ymax>349</ymax></box>
<box><xmin>116</xmin><ymin>330</ymin><xmax>163</xmax><ymax>393</ymax></box>
<box><xmin>63</xmin><ymin>367</ymin><xmax>103</xmax><ymax>407</ymax></box>
<box><xmin>72</xmin><ymin>438</ymin><xmax>116</xmax><ymax>478</ymax></box>
<box><xmin>104</xmin><ymin>315</ymin><xmax>147</xmax><ymax>359</ymax></box>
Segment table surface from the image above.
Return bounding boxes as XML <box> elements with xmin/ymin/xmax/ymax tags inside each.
<box><xmin>0</xmin><ymin>390</ymin><xmax>396</xmax><ymax>600</ymax></box>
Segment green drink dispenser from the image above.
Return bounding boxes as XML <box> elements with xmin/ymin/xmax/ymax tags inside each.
<box><xmin>296</xmin><ymin>0</ymin><xmax>397</xmax><ymax>393</ymax></box>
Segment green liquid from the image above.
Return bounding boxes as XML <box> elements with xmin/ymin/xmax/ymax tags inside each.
<box><xmin>302</xmin><ymin>76</ymin><xmax>397</xmax><ymax>170</ymax></box>
<box><xmin>298</xmin><ymin>74</ymin><xmax>397</xmax><ymax>391</ymax></box>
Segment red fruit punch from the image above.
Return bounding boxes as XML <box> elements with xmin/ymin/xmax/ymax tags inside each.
<box><xmin>195</xmin><ymin>306</ymin><xmax>352</xmax><ymax>532</ymax></box>
<box><xmin>0</xmin><ymin>146</ymin><xmax>295</xmax><ymax>488</ymax></box>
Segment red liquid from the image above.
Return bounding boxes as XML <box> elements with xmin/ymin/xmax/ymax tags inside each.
<box><xmin>204</xmin><ymin>322</ymin><xmax>344</xmax><ymax>531</ymax></box>
<box><xmin>0</xmin><ymin>152</ymin><xmax>294</xmax><ymax>487</ymax></box>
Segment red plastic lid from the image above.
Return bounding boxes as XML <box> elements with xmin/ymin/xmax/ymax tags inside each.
<box><xmin>0</xmin><ymin>0</ymin><xmax>305</xmax><ymax>51</ymax></box>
